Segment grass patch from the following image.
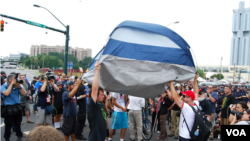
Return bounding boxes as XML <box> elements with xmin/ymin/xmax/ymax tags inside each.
<box><xmin>18</xmin><ymin>69</ymin><xmax>25</xmax><ymax>70</ymax></box>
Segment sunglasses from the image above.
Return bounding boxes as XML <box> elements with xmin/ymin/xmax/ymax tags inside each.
<box><xmin>208</xmin><ymin>87</ymin><xmax>213</xmax><ymax>89</ymax></box>
<box><xmin>183</xmin><ymin>95</ymin><xmax>190</xmax><ymax>98</ymax></box>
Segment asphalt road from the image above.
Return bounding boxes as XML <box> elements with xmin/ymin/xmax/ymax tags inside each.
<box><xmin>1</xmin><ymin>68</ymin><xmax>221</xmax><ymax>141</ymax></box>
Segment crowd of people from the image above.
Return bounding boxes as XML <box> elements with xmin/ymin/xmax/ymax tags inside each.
<box><xmin>1</xmin><ymin>62</ymin><xmax>250</xmax><ymax>141</ymax></box>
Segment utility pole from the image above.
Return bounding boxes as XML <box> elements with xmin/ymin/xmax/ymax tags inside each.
<box><xmin>233</xmin><ymin>63</ymin><xmax>235</xmax><ymax>84</ymax></box>
<box><xmin>219</xmin><ymin>57</ymin><xmax>223</xmax><ymax>80</ymax></box>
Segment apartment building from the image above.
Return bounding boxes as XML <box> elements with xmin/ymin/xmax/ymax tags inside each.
<box><xmin>30</xmin><ymin>45</ymin><xmax>92</xmax><ymax>61</ymax></box>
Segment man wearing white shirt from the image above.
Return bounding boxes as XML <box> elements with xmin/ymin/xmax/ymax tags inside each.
<box><xmin>108</xmin><ymin>92</ymin><xmax>128</xmax><ymax>141</ymax></box>
<box><xmin>169</xmin><ymin>73</ymin><xmax>200</xmax><ymax>141</ymax></box>
<box><xmin>127</xmin><ymin>96</ymin><xmax>145</xmax><ymax>141</ymax></box>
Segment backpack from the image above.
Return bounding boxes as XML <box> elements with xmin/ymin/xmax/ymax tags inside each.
<box><xmin>183</xmin><ymin>105</ymin><xmax>211</xmax><ymax>141</ymax></box>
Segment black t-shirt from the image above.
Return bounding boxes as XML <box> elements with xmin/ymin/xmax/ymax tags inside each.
<box><xmin>53</xmin><ymin>89</ymin><xmax>64</xmax><ymax>108</ymax></box>
<box><xmin>217</xmin><ymin>94</ymin><xmax>225</xmax><ymax>106</ymax></box>
<box><xmin>159</xmin><ymin>96</ymin><xmax>174</xmax><ymax>115</ymax></box>
<box><xmin>31</xmin><ymin>80</ymin><xmax>37</xmax><ymax>90</ymax></box>
<box><xmin>221</xmin><ymin>94</ymin><xmax>237</xmax><ymax>118</ymax></box>
<box><xmin>87</xmin><ymin>98</ymin><xmax>106</xmax><ymax>141</ymax></box>
<box><xmin>200</xmin><ymin>99</ymin><xmax>212</xmax><ymax>116</ymax></box>
<box><xmin>76</xmin><ymin>83</ymin><xmax>86</xmax><ymax>110</ymax></box>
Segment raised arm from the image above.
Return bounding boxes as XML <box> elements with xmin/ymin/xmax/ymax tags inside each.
<box><xmin>68</xmin><ymin>79</ymin><xmax>82</xmax><ymax>98</ymax></box>
<box><xmin>193</xmin><ymin>73</ymin><xmax>199</xmax><ymax>100</ymax></box>
<box><xmin>91</xmin><ymin>61</ymin><xmax>101</xmax><ymax>103</ymax></box>
<box><xmin>169</xmin><ymin>81</ymin><xmax>183</xmax><ymax>108</ymax></box>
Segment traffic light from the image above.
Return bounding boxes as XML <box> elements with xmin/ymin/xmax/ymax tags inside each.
<box><xmin>1</xmin><ymin>20</ymin><xmax>4</xmax><ymax>32</ymax></box>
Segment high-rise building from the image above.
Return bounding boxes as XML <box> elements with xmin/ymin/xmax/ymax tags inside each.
<box><xmin>230</xmin><ymin>1</ymin><xmax>250</xmax><ymax>66</ymax></box>
<box><xmin>30</xmin><ymin>45</ymin><xmax>92</xmax><ymax>61</ymax></box>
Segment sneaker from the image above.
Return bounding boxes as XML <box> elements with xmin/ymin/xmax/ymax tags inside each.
<box><xmin>168</xmin><ymin>134</ymin><xmax>174</xmax><ymax>137</ymax></box>
<box><xmin>130</xmin><ymin>138</ymin><xmax>135</xmax><ymax>141</ymax></box>
<box><xmin>75</xmin><ymin>135</ymin><xmax>87</xmax><ymax>140</ymax></box>
<box><xmin>209</xmin><ymin>137</ymin><xmax>214</xmax><ymax>140</ymax></box>
<box><xmin>56</xmin><ymin>127</ymin><xmax>62</xmax><ymax>130</ymax></box>
<box><xmin>27</xmin><ymin>120</ymin><xmax>34</xmax><ymax>124</ymax></box>
<box><xmin>157</xmin><ymin>131</ymin><xmax>160</xmax><ymax>134</ymax></box>
<box><xmin>175</xmin><ymin>137</ymin><xmax>179</xmax><ymax>139</ymax></box>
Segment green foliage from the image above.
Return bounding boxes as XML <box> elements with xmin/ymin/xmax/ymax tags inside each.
<box><xmin>197</xmin><ymin>69</ymin><xmax>205</xmax><ymax>78</ymax></box>
<box><xmin>210</xmin><ymin>74</ymin><xmax>224</xmax><ymax>80</ymax></box>
<box><xmin>22</xmin><ymin>52</ymin><xmax>93</xmax><ymax>70</ymax></box>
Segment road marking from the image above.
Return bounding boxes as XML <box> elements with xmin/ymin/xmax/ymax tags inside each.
<box><xmin>0</xmin><ymin>122</ymin><xmax>5</xmax><ymax>127</ymax></box>
<box><xmin>25</xmin><ymin>70</ymin><xmax>35</xmax><ymax>77</ymax></box>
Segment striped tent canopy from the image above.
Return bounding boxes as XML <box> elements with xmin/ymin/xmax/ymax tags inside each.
<box><xmin>82</xmin><ymin>20</ymin><xmax>196</xmax><ymax>98</ymax></box>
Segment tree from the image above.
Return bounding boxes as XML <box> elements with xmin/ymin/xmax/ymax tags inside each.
<box><xmin>197</xmin><ymin>69</ymin><xmax>205</xmax><ymax>78</ymax></box>
<box><xmin>210</xmin><ymin>74</ymin><xmax>224</xmax><ymax>80</ymax></box>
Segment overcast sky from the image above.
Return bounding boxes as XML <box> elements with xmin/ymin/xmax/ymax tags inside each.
<box><xmin>0</xmin><ymin>0</ymin><xmax>249</xmax><ymax>66</ymax></box>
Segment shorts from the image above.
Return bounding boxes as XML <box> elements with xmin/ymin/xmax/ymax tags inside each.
<box><xmin>36</xmin><ymin>107</ymin><xmax>52</xmax><ymax>124</ymax></box>
<box><xmin>23</xmin><ymin>101</ymin><xmax>30</xmax><ymax>111</ymax></box>
<box><xmin>54</xmin><ymin>106</ymin><xmax>63</xmax><ymax>115</ymax></box>
<box><xmin>62</xmin><ymin>116</ymin><xmax>77</xmax><ymax>136</ymax></box>
<box><xmin>111</xmin><ymin>111</ymin><xmax>128</xmax><ymax>129</ymax></box>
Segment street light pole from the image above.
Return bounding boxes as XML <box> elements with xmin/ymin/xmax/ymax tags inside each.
<box><xmin>220</xmin><ymin>57</ymin><xmax>223</xmax><ymax>80</ymax></box>
<box><xmin>33</xmin><ymin>4</ymin><xmax>69</xmax><ymax>75</ymax></box>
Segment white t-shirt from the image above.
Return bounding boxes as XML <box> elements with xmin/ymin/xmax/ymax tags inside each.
<box><xmin>179</xmin><ymin>100</ymin><xmax>199</xmax><ymax>139</ymax></box>
<box><xmin>111</xmin><ymin>92</ymin><xmax>125</xmax><ymax>112</ymax></box>
<box><xmin>127</xmin><ymin>96</ymin><xmax>145</xmax><ymax>110</ymax></box>
<box><xmin>235</xmin><ymin>121</ymin><xmax>250</xmax><ymax>125</ymax></box>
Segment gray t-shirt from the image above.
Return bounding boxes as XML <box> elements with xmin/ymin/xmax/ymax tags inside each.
<box><xmin>21</xmin><ymin>82</ymin><xmax>29</xmax><ymax>102</ymax></box>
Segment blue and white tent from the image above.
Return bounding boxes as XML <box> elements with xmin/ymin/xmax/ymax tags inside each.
<box><xmin>82</xmin><ymin>20</ymin><xmax>196</xmax><ymax>98</ymax></box>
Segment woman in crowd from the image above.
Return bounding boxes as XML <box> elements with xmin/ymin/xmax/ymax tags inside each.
<box><xmin>228</xmin><ymin>101</ymin><xmax>248</xmax><ymax>123</ymax></box>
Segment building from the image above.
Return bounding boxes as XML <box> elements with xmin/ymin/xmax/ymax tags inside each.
<box><xmin>197</xmin><ymin>65</ymin><xmax>250</xmax><ymax>83</ymax></box>
<box><xmin>230</xmin><ymin>1</ymin><xmax>250</xmax><ymax>66</ymax></box>
<box><xmin>30</xmin><ymin>45</ymin><xmax>92</xmax><ymax>61</ymax></box>
<box><xmin>9</xmin><ymin>54</ymin><xmax>20</xmax><ymax>60</ymax></box>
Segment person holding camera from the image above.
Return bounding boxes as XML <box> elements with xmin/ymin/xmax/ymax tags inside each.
<box><xmin>230</xmin><ymin>109</ymin><xmax>250</xmax><ymax>125</ymax></box>
<box><xmin>36</xmin><ymin>76</ymin><xmax>59</xmax><ymax>127</ymax></box>
<box><xmin>20</xmin><ymin>74</ymin><xmax>34</xmax><ymax>123</ymax></box>
<box><xmin>228</xmin><ymin>101</ymin><xmax>248</xmax><ymax>123</ymax></box>
<box><xmin>1</xmin><ymin>74</ymin><xmax>27</xmax><ymax>141</ymax></box>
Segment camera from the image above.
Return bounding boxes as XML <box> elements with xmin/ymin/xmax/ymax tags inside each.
<box><xmin>14</xmin><ymin>73</ymin><xmax>23</xmax><ymax>84</ymax></box>
<box><xmin>42</xmin><ymin>69</ymin><xmax>55</xmax><ymax>81</ymax></box>
<box><xmin>231</xmin><ymin>110</ymin><xmax>243</xmax><ymax>120</ymax></box>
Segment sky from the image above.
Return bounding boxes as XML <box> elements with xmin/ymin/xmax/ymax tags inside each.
<box><xmin>0</xmin><ymin>0</ymin><xmax>249</xmax><ymax>66</ymax></box>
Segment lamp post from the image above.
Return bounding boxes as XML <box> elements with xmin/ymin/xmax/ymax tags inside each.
<box><xmin>219</xmin><ymin>57</ymin><xmax>223</xmax><ymax>80</ymax></box>
<box><xmin>166</xmin><ymin>21</ymin><xmax>179</xmax><ymax>26</ymax></box>
<box><xmin>33</xmin><ymin>4</ymin><xmax>69</xmax><ymax>75</ymax></box>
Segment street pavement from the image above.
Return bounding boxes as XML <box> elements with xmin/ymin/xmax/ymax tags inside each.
<box><xmin>1</xmin><ymin>68</ymin><xmax>221</xmax><ymax>141</ymax></box>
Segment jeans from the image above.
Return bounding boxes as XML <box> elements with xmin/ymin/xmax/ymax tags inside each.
<box><xmin>4</xmin><ymin>113</ymin><xmax>23</xmax><ymax>140</ymax></box>
<box><xmin>143</xmin><ymin>109</ymin><xmax>149</xmax><ymax>131</ymax></box>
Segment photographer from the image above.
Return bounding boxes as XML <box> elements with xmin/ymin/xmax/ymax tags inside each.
<box><xmin>36</xmin><ymin>76</ymin><xmax>59</xmax><ymax>127</ymax></box>
<box><xmin>20</xmin><ymin>74</ymin><xmax>34</xmax><ymax>124</ymax></box>
<box><xmin>1</xmin><ymin>74</ymin><xmax>26</xmax><ymax>141</ymax></box>
<box><xmin>228</xmin><ymin>101</ymin><xmax>248</xmax><ymax>123</ymax></box>
<box><xmin>230</xmin><ymin>109</ymin><xmax>250</xmax><ymax>125</ymax></box>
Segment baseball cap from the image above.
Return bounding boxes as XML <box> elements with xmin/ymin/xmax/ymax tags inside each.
<box><xmin>56</xmin><ymin>81</ymin><xmax>62</xmax><ymax>86</ymax></box>
<box><xmin>33</xmin><ymin>76</ymin><xmax>37</xmax><ymax>79</ymax></box>
<box><xmin>202</xmin><ymin>83</ymin><xmax>206</xmax><ymax>86</ymax></box>
<box><xmin>1</xmin><ymin>71</ymin><xmax>5</xmax><ymax>74</ymax></box>
<box><xmin>181</xmin><ymin>90</ymin><xmax>195</xmax><ymax>100</ymax></box>
<box><xmin>199</xmin><ymin>88</ymin><xmax>206</xmax><ymax>94</ymax></box>
<box><xmin>175</xmin><ymin>83</ymin><xmax>181</xmax><ymax>87</ymax></box>
<box><xmin>66</xmin><ymin>81</ymin><xmax>74</xmax><ymax>87</ymax></box>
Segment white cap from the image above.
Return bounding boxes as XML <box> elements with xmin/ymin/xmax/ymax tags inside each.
<box><xmin>175</xmin><ymin>83</ymin><xmax>181</xmax><ymax>87</ymax></box>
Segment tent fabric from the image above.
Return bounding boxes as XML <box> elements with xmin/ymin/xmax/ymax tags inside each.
<box><xmin>82</xmin><ymin>20</ymin><xmax>196</xmax><ymax>98</ymax></box>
